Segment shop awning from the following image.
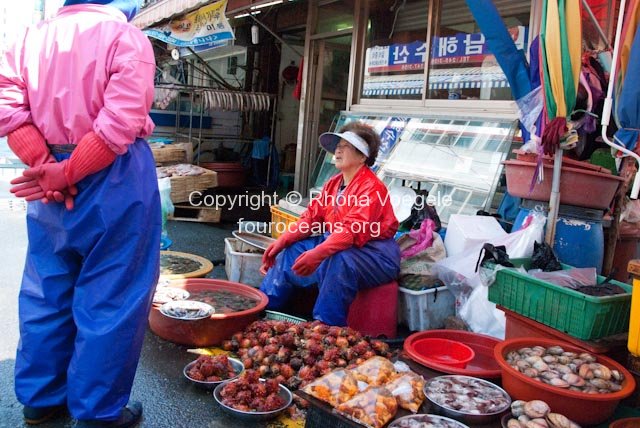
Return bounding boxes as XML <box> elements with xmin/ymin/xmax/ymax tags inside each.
<box><xmin>133</xmin><ymin>0</ymin><xmax>211</xmax><ymax>29</ymax></box>
<box><xmin>133</xmin><ymin>0</ymin><xmax>269</xmax><ymax>30</ymax></box>
<box><xmin>362</xmin><ymin>66</ymin><xmax>510</xmax><ymax>96</ymax></box>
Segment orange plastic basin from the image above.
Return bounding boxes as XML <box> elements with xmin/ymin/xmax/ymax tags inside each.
<box><xmin>503</xmin><ymin>159</ymin><xmax>624</xmax><ymax>210</ymax></box>
<box><xmin>149</xmin><ymin>279</ymin><xmax>268</xmax><ymax>347</ymax></box>
<box><xmin>495</xmin><ymin>337</ymin><xmax>636</xmax><ymax>426</ymax></box>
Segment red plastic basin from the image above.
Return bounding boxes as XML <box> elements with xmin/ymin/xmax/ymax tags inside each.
<box><xmin>411</xmin><ymin>338</ymin><xmax>474</xmax><ymax>368</ymax></box>
<box><xmin>148</xmin><ymin>279</ymin><xmax>268</xmax><ymax>347</ymax></box>
<box><xmin>494</xmin><ymin>337</ymin><xmax>636</xmax><ymax>426</ymax></box>
<box><xmin>404</xmin><ymin>330</ymin><xmax>502</xmax><ymax>378</ymax></box>
<box><xmin>503</xmin><ymin>159</ymin><xmax>624</xmax><ymax>210</ymax></box>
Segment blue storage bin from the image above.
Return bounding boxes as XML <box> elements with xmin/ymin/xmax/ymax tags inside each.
<box><xmin>512</xmin><ymin>200</ymin><xmax>604</xmax><ymax>273</ymax></box>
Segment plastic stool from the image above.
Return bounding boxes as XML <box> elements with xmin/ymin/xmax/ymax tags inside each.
<box><xmin>347</xmin><ymin>281</ymin><xmax>398</xmax><ymax>338</ymax></box>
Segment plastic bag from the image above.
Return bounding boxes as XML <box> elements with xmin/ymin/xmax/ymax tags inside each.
<box><xmin>336</xmin><ymin>386</ymin><xmax>398</xmax><ymax>428</ymax></box>
<box><xmin>400</xmin><ymin>219</ymin><xmax>437</xmax><ymax>258</ymax></box>
<box><xmin>158</xmin><ymin>178</ymin><xmax>174</xmax><ymax>247</ymax></box>
<box><xmin>384</xmin><ymin>372</ymin><xmax>425</xmax><ymax>413</ymax></box>
<box><xmin>399</xmin><ymin>232</ymin><xmax>447</xmax><ymax>290</ymax></box>
<box><xmin>528</xmin><ymin>267</ymin><xmax>597</xmax><ymax>288</ymax></box>
<box><xmin>401</xmin><ymin>189</ymin><xmax>442</xmax><ymax>231</ymax></box>
<box><xmin>301</xmin><ymin>369</ymin><xmax>359</xmax><ymax>407</ymax></box>
<box><xmin>432</xmin><ymin>212</ymin><xmax>546</xmax><ymax>339</ymax></box>
<box><xmin>351</xmin><ymin>357</ymin><xmax>397</xmax><ymax>386</ymax></box>
<box><xmin>620</xmin><ymin>198</ymin><xmax>640</xmax><ymax>223</ymax></box>
<box><xmin>515</xmin><ymin>86</ymin><xmax>544</xmax><ymax>135</ymax></box>
<box><xmin>531</xmin><ymin>241</ymin><xmax>562</xmax><ymax>271</ymax></box>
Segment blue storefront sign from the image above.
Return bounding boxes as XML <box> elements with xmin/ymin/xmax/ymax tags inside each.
<box><xmin>366</xmin><ymin>26</ymin><xmax>527</xmax><ymax>73</ymax></box>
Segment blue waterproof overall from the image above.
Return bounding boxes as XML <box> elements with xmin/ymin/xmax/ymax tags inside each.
<box><xmin>14</xmin><ymin>139</ymin><xmax>161</xmax><ymax>421</ymax></box>
<box><xmin>260</xmin><ymin>234</ymin><xmax>400</xmax><ymax>326</ymax></box>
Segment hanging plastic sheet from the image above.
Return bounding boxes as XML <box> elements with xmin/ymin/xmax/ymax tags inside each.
<box><xmin>464</xmin><ymin>0</ymin><xmax>531</xmax><ymax>100</ymax></box>
<box><xmin>465</xmin><ymin>0</ymin><xmax>538</xmax><ymax>142</ymax></box>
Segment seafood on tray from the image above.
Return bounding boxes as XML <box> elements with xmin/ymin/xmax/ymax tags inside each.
<box><xmin>160</xmin><ymin>253</ymin><xmax>203</xmax><ymax>276</ymax></box>
<box><xmin>152</xmin><ymin>287</ymin><xmax>189</xmax><ymax>304</ymax></box>
<box><xmin>506</xmin><ymin>399</ymin><xmax>581</xmax><ymax>428</ymax></box>
<box><xmin>219</xmin><ymin>369</ymin><xmax>287</xmax><ymax>413</ymax></box>
<box><xmin>159</xmin><ymin>300</ymin><xmax>213</xmax><ymax>320</ymax></box>
<box><xmin>156</xmin><ymin>163</ymin><xmax>210</xmax><ymax>178</ymax></box>
<box><xmin>186</xmin><ymin>354</ymin><xmax>238</xmax><ymax>382</ymax></box>
<box><xmin>336</xmin><ymin>386</ymin><xmax>398</xmax><ymax>428</ymax></box>
<box><xmin>389</xmin><ymin>414</ymin><xmax>469</xmax><ymax>428</ymax></box>
<box><xmin>425</xmin><ymin>376</ymin><xmax>510</xmax><ymax>415</ymax></box>
<box><xmin>504</xmin><ymin>345</ymin><xmax>624</xmax><ymax>393</ymax></box>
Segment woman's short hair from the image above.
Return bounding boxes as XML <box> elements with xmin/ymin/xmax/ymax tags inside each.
<box><xmin>338</xmin><ymin>122</ymin><xmax>380</xmax><ymax>167</ymax></box>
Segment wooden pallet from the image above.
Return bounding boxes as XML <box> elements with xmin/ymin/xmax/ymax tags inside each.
<box><xmin>169</xmin><ymin>204</ymin><xmax>221</xmax><ymax>223</ymax></box>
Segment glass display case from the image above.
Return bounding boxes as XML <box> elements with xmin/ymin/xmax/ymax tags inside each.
<box><xmin>310</xmin><ymin>113</ymin><xmax>409</xmax><ymax>188</ymax></box>
<box><xmin>310</xmin><ymin>112</ymin><xmax>517</xmax><ymax>225</ymax></box>
<box><xmin>378</xmin><ymin>117</ymin><xmax>517</xmax><ymax>224</ymax></box>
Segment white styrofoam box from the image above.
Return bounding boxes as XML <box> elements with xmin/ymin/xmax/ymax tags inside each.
<box><xmin>444</xmin><ymin>214</ymin><xmax>507</xmax><ymax>257</ymax></box>
<box><xmin>224</xmin><ymin>238</ymin><xmax>264</xmax><ymax>288</ymax></box>
<box><xmin>398</xmin><ymin>286</ymin><xmax>456</xmax><ymax>331</ymax></box>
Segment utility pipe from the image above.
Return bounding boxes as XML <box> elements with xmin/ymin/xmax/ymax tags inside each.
<box><xmin>601</xmin><ymin>0</ymin><xmax>640</xmax><ymax>199</ymax></box>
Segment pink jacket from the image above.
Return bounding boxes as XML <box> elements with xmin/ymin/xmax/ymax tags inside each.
<box><xmin>0</xmin><ymin>4</ymin><xmax>155</xmax><ymax>154</ymax></box>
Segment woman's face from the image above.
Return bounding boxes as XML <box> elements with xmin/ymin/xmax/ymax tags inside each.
<box><xmin>334</xmin><ymin>138</ymin><xmax>366</xmax><ymax>171</ymax></box>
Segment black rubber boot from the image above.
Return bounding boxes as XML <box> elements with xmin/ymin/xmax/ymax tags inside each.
<box><xmin>23</xmin><ymin>405</ymin><xmax>67</xmax><ymax>425</ymax></box>
<box><xmin>75</xmin><ymin>401</ymin><xmax>142</xmax><ymax>428</ymax></box>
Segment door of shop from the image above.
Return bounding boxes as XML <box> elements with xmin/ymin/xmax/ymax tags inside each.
<box><xmin>304</xmin><ymin>34</ymin><xmax>352</xmax><ymax>191</ymax></box>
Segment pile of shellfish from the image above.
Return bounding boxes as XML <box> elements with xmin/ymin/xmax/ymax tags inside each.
<box><xmin>505</xmin><ymin>399</ymin><xmax>580</xmax><ymax>428</ymax></box>
<box><xmin>505</xmin><ymin>345</ymin><xmax>624</xmax><ymax>394</ymax></box>
<box><xmin>425</xmin><ymin>375</ymin><xmax>510</xmax><ymax>415</ymax></box>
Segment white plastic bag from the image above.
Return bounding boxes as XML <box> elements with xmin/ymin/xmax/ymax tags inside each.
<box><xmin>433</xmin><ymin>212</ymin><xmax>546</xmax><ymax>338</ymax></box>
<box><xmin>620</xmin><ymin>198</ymin><xmax>640</xmax><ymax>223</ymax></box>
<box><xmin>158</xmin><ymin>178</ymin><xmax>175</xmax><ymax>244</ymax></box>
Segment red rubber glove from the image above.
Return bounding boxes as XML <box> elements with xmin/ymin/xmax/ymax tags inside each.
<box><xmin>260</xmin><ymin>224</ymin><xmax>313</xmax><ymax>274</ymax></box>
<box><xmin>10</xmin><ymin>174</ymin><xmax>77</xmax><ymax>210</ymax></box>
<box><xmin>15</xmin><ymin>132</ymin><xmax>116</xmax><ymax>205</ymax></box>
<box><xmin>7</xmin><ymin>124</ymin><xmax>77</xmax><ymax>207</ymax></box>
<box><xmin>290</xmin><ymin>250</ymin><xmax>325</xmax><ymax>277</ymax></box>
<box><xmin>291</xmin><ymin>232</ymin><xmax>354</xmax><ymax>276</ymax></box>
<box><xmin>6</xmin><ymin>124</ymin><xmax>55</xmax><ymax>167</ymax></box>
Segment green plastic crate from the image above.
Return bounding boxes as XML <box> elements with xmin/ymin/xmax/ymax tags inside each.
<box><xmin>487</xmin><ymin>258</ymin><xmax>632</xmax><ymax>340</ymax></box>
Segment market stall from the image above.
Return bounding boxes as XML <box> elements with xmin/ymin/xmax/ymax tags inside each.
<box><xmin>139</xmin><ymin>0</ymin><xmax>640</xmax><ymax>426</ymax></box>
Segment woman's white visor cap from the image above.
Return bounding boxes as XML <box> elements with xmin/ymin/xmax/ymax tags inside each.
<box><xmin>319</xmin><ymin>131</ymin><xmax>370</xmax><ymax>157</ymax></box>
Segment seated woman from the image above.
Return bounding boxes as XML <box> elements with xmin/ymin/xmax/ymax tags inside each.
<box><xmin>260</xmin><ymin>122</ymin><xmax>400</xmax><ymax>326</ymax></box>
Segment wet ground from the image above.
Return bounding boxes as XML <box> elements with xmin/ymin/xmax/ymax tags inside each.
<box><xmin>0</xmin><ymin>164</ymin><xmax>273</xmax><ymax>427</ymax></box>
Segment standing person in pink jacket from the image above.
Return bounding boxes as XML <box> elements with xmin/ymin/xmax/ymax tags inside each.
<box><xmin>0</xmin><ymin>1</ymin><xmax>160</xmax><ymax>426</ymax></box>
